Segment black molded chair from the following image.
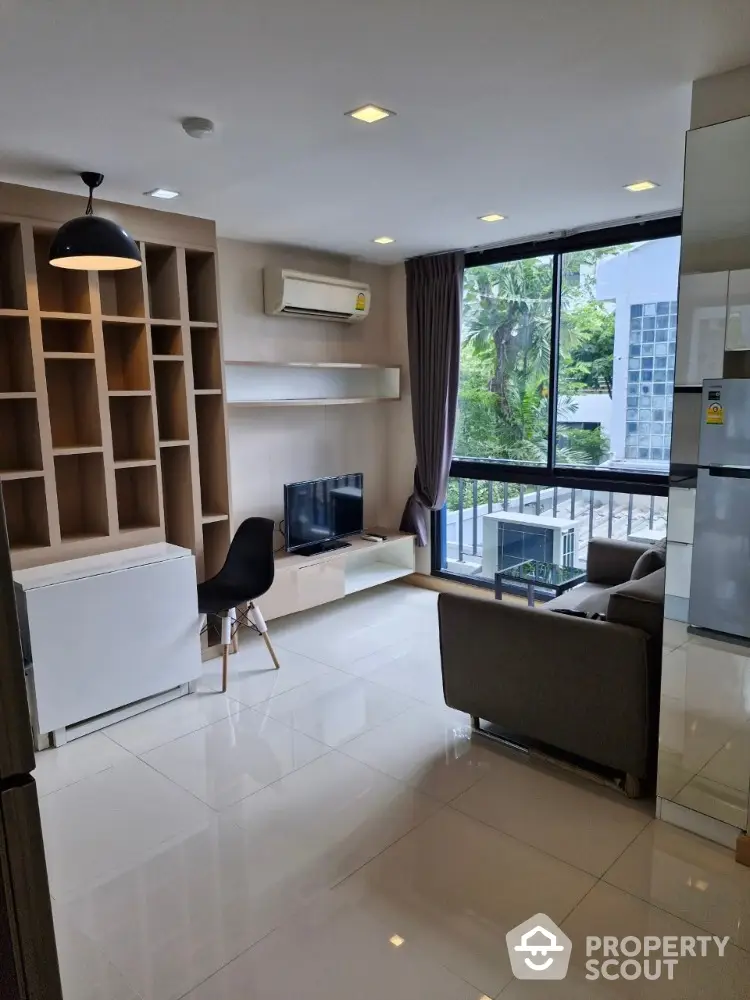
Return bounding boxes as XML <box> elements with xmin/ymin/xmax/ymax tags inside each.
<box><xmin>198</xmin><ymin>517</ymin><xmax>280</xmax><ymax>692</ymax></box>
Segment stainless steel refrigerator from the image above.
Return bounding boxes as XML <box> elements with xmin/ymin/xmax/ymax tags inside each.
<box><xmin>690</xmin><ymin>377</ymin><xmax>750</xmax><ymax>640</ymax></box>
<box><xmin>0</xmin><ymin>491</ymin><xmax>62</xmax><ymax>999</ymax></box>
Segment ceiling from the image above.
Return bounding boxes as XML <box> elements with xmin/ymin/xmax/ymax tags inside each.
<box><xmin>2</xmin><ymin>0</ymin><xmax>750</xmax><ymax>262</ymax></box>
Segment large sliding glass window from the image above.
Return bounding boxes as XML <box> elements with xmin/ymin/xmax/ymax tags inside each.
<box><xmin>436</xmin><ymin>219</ymin><xmax>679</xmax><ymax>588</ymax></box>
<box><xmin>556</xmin><ymin>236</ymin><xmax>680</xmax><ymax>474</ymax></box>
<box><xmin>456</xmin><ymin>255</ymin><xmax>553</xmax><ymax>464</ymax></box>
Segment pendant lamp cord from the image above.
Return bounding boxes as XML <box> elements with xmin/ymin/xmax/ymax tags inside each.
<box><xmin>85</xmin><ymin>185</ymin><xmax>94</xmax><ymax>216</ymax></box>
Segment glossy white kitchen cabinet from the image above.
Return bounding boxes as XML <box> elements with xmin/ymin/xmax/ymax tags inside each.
<box><xmin>674</xmin><ymin>271</ymin><xmax>728</xmax><ymax>386</ymax></box>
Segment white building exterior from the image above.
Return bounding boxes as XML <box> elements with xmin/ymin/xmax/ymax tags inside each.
<box><xmin>565</xmin><ymin>236</ymin><xmax>681</xmax><ymax>470</ymax></box>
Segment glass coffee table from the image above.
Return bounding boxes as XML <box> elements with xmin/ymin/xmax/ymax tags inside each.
<box><xmin>495</xmin><ymin>560</ymin><xmax>587</xmax><ymax>607</ymax></box>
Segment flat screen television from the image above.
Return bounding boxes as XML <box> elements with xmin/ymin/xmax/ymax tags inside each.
<box><xmin>284</xmin><ymin>473</ymin><xmax>364</xmax><ymax>554</ymax></box>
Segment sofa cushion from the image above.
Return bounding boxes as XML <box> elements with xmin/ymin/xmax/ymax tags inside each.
<box><xmin>573</xmin><ymin>587</ymin><xmax>612</xmax><ymax>617</ymax></box>
<box><xmin>607</xmin><ymin>567</ymin><xmax>665</xmax><ymax>638</ymax></box>
<box><xmin>631</xmin><ymin>538</ymin><xmax>667</xmax><ymax>580</ymax></box>
<box><xmin>544</xmin><ymin>581</ymin><xmax>609</xmax><ymax>613</ymax></box>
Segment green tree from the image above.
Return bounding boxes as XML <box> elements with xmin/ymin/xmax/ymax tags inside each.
<box><xmin>454</xmin><ymin>246</ymin><xmax>625</xmax><ymax>469</ymax></box>
<box><xmin>458</xmin><ymin>257</ymin><xmax>552</xmax><ymax>462</ymax></box>
<box><xmin>562</xmin><ymin>300</ymin><xmax>615</xmax><ymax>397</ymax></box>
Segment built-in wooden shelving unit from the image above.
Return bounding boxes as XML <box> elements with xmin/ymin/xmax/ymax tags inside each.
<box><xmin>0</xmin><ymin>184</ymin><xmax>232</xmax><ymax>582</ymax></box>
<box><xmin>223</xmin><ymin>360</ymin><xmax>401</xmax><ymax>407</ymax></box>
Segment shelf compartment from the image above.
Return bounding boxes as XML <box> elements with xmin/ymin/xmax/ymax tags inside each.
<box><xmin>45</xmin><ymin>358</ymin><xmax>102</xmax><ymax>449</ymax></box>
<box><xmin>0</xmin><ymin>316</ymin><xmax>34</xmax><ymax>392</ymax></box>
<box><xmin>190</xmin><ymin>326</ymin><xmax>222</xmax><ymax>390</ymax></box>
<box><xmin>224</xmin><ymin>362</ymin><xmax>400</xmax><ymax>405</ymax></box>
<box><xmin>0</xmin><ymin>398</ymin><xmax>43</xmax><ymax>472</ymax></box>
<box><xmin>202</xmin><ymin>518</ymin><xmax>230</xmax><ymax>580</ymax></box>
<box><xmin>54</xmin><ymin>451</ymin><xmax>108</xmax><ymax>540</ymax></box>
<box><xmin>154</xmin><ymin>359</ymin><xmax>189</xmax><ymax>441</ymax></box>
<box><xmin>0</xmin><ymin>223</ymin><xmax>27</xmax><ymax>310</ymax></box>
<box><xmin>41</xmin><ymin>318</ymin><xmax>94</xmax><ymax>354</ymax></box>
<box><xmin>114</xmin><ymin>463</ymin><xmax>160</xmax><ymax>531</ymax></box>
<box><xmin>2</xmin><ymin>476</ymin><xmax>50</xmax><ymax>550</ymax></box>
<box><xmin>195</xmin><ymin>393</ymin><xmax>229</xmax><ymax>519</ymax></box>
<box><xmin>160</xmin><ymin>444</ymin><xmax>195</xmax><ymax>550</ymax></box>
<box><xmin>98</xmin><ymin>266</ymin><xmax>145</xmax><ymax>319</ymax></box>
<box><xmin>109</xmin><ymin>394</ymin><xmax>156</xmax><ymax>462</ymax></box>
<box><xmin>33</xmin><ymin>230</ymin><xmax>91</xmax><ymax>314</ymax></box>
<box><xmin>103</xmin><ymin>322</ymin><xmax>150</xmax><ymax>391</ymax></box>
<box><xmin>150</xmin><ymin>324</ymin><xmax>182</xmax><ymax>356</ymax></box>
<box><xmin>185</xmin><ymin>250</ymin><xmax>218</xmax><ymax>323</ymax></box>
<box><xmin>145</xmin><ymin>245</ymin><xmax>180</xmax><ymax>321</ymax></box>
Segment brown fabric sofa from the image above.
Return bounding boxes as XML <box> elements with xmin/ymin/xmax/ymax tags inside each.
<box><xmin>438</xmin><ymin>539</ymin><xmax>665</xmax><ymax>795</ymax></box>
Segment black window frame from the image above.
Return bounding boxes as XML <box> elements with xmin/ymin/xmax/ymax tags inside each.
<box><xmin>432</xmin><ymin>215</ymin><xmax>680</xmax><ymax>577</ymax></box>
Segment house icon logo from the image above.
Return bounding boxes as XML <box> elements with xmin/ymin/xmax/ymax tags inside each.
<box><xmin>506</xmin><ymin>913</ymin><xmax>572</xmax><ymax>980</ymax></box>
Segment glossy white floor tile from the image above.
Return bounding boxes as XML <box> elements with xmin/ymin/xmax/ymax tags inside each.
<box><xmin>202</xmin><ymin>641</ymin><xmax>337</xmax><ymax>707</ymax></box>
<box><xmin>341</xmin><ymin>705</ymin><xmax>506</xmax><ymax>802</ymax></box>
<box><xmin>41</xmin><ymin>756</ymin><xmax>215</xmax><ymax>901</ymax></box>
<box><xmin>604</xmin><ymin>820</ymin><xmax>750</xmax><ymax>952</ymax></box>
<box><xmin>332</xmin><ymin>806</ymin><xmax>596</xmax><ymax>996</ymax></box>
<box><xmin>40</xmin><ymin>585</ymin><xmax>750</xmax><ymax>1000</ymax></box>
<box><xmin>554</xmin><ymin>881</ymin><xmax>750</xmax><ymax>998</ymax></box>
<box><xmin>258</xmin><ymin>671</ymin><xmax>418</xmax><ymax>747</ymax></box>
<box><xmin>452</xmin><ymin>750</ymin><xmax>652</xmax><ymax>876</ymax></box>
<box><xmin>53</xmin><ymin>905</ymin><xmax>143</xmax><ymax>1000</ymax></box>
<box><xmin>223</xmin><ymin>751</ymin><xmax>439</xmax><ymax>886</ymax></box>
<box><xmin>34</xmin><ymin>731</ymin><xmax>132</xmax><ymax>797</ymax></box>
<box><xmin>142</xmin><ymin>709</ymin><xmax>329</xmax><ymax>809</ymax></box>
<box><xmin>104</xmin><ymin>691</ymin><xmax>248</xmax><ymax>755</ymax></box>
<box><xmin>62</xmin><ymin>814</ymin><xmax>329</xmax><ymax>1000</ymax></box>
<box><xmin>180</xmin><ymin>890</ymin><xmax>480</xmax><ymax>1000</ymax></box>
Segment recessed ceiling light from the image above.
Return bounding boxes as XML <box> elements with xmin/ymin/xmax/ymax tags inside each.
<box><xmin>389</xmin><ymin>935</ymin><xmax>405</xmax><ymax>948</ymax></box>
<box><xmin>624</xmin><ymin>180</ymin><xmax>659</xmax><ymax>192</ymax></box>
<box><xmin>373</xmin><ymin>236</ymin><xmax>395</xmax><ymax>244</ymax></box>
<box><xmin>346</xmin><ymin>104</ymin><xmax>393</xmax><ymax>124</ymax></box>
<box><xmin>479</xmin><ymin>213</ymin><xmax>506</xmax><ymax>223</ymax></box>
<box><xmin>144</xmin><ymin>188</ymin><xmax>181</xmax><ymax>200</ymax></box>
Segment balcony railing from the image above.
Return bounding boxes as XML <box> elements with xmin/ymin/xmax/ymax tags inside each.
<box><xmin>439</xmin><ymin>476</ymin><xmax>667</xmax><ymax>585</ymax></box>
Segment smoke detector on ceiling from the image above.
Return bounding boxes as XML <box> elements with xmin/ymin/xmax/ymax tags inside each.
<box><xmin>181</xmin><ymin>117</ymin><xmax>215</xmax><ymax>139</ymax></box>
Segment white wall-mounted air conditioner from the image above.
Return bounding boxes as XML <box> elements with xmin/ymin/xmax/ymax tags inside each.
<box><xmin>263</xmin><ymin>268</ymin><xmax>371</xmax><ymax>322</ymax></box>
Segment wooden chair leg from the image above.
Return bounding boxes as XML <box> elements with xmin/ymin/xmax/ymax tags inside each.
<box><xmin>262</xmin><ymin>631</ymin><xmax>281</xmax><ymax>671</ymax></box>
<box><xmin>248</xmin><ymin>601</ymin><xmax>280</xmax><ymax>670</ymax></box>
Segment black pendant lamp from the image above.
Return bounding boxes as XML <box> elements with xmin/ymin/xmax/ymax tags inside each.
<box><xmin>49</xmin><ymin>172</ymin><xmax>141</xmax><ymax>271</ymax></box>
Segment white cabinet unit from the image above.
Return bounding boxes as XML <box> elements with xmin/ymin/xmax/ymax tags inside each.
<box><xmin>14</xmin><ymin>544</ymin><xmax>201</xmax><ymax>747</ymax></box>
<box><xmin>666</xmin><ymin>487</ymin><xmax>696</xmax><ymax>544</ymax></box>
<box><xmin>674</xmin><ymin>271</ymin><xmax>728</xmax><ymax>386</ymax></box>
<box><xmin>664</xmin><ymin>487</ymin><xmax>696</xmax><ymax>621</ymax></box>
<box><xmin>262</xmin><ymin>532</ymin><xmax>415</xmax><ymax>619</ymax></box>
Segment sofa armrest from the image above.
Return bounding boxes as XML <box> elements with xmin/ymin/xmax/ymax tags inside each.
<box><xmin>438</xmin><ymin>592</ymin><xmax>652</xmax><ymax>776</ymax></box>
<box><xmin>586</xmin><ymin>538</ymin><xmax>649</xmax><ymax>586</ymax></box>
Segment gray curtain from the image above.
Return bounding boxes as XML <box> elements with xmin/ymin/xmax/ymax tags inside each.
<box><xmin>400</xmin><ymin>251</ymin><xmax>464</xmax><ymax>545</ymax></box>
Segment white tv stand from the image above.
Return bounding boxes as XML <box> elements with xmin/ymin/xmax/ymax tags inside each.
<box><xmin>260</xmin><ymin>530</ymin><xmax>416</xmax><ymax>620</ymax></box>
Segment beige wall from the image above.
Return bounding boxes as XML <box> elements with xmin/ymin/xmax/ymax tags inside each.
<box><xmin>217</xmin><ymin>239</ymin><xmax>416</xmax><ymax>549</ymax></box>
<box><xmin>691</xmin><ymin>64</ymin><xmax>750</xmax><ymax>129</ymax></box>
